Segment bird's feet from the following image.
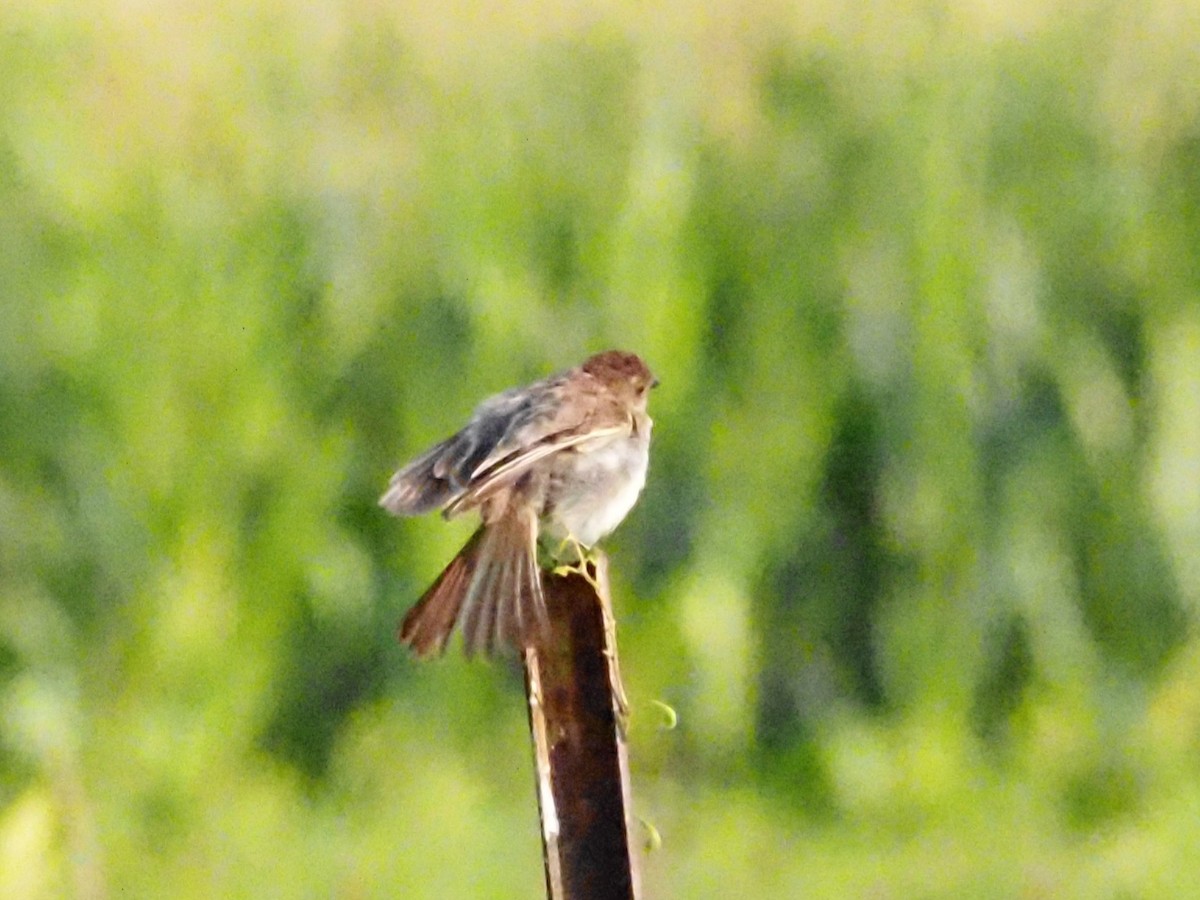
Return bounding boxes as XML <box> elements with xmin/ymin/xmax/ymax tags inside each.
<box><xmin>551</xmin><ymin>536</ymin><xmax>602</xmax><ymax>591</ymax></box>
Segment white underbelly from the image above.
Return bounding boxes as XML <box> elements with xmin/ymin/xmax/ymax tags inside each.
<box><xmin>545</xmin><ymin>434</ymin><xmax>650</xmax><ymax>547</ymax></box>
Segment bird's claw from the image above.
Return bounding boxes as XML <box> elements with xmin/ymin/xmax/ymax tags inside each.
<box><xmin>551</xmin><ymin>536</ymin><xmax>601</xmax><ymax>591</ymax></box>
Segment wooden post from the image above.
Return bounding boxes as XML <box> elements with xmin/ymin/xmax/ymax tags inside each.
<box><xmin>524</xmin><ymin>554</ymin><xmax>640</xmax><ymax>900</ymax></box>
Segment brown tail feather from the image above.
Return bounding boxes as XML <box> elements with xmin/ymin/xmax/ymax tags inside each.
<box><xmin>398</xmin><ymin>526</ymin><xmax>485</xmax><ymax>655</ymax></box>
<box><xmin>398</xmin><ymin>510</ymin><xmax>547</xmax><ymax>657</ymax></box>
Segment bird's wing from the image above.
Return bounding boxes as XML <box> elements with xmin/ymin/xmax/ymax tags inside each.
<box><xmin>379</xmin><ymin>435</ymin><xmax>461</xmax><ymax>515</ymax></box>
<box><xmin>380</xmin><ymin>377</ymin><xmax>566</xmax><ymax>516</ymax></box>
<box><xmin>443</xmin><ymin>421</ymin><xmax>628</xmax><ymax>518</ymax></box>
<box><xmin>380</xmin><ymin>368</ymin><xmax>633</xmax><ymax>518</ymax></box>
<box><xmin>380</xmin><ymin>371</ymin><xmax>588</xmax><ymax>515</ymax></box>
<box><xmin>435</xmin><ymin>378</ymin><xmax>574</xmax><ymax>484</ymax></box>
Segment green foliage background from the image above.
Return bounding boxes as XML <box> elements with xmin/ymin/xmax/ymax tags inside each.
<box><xmin>3</xmin><ymin>1</ymin><xmax>1200</xmax><ymax>896</ymax></box>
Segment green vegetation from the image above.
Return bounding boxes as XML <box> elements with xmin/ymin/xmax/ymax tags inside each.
<box><xmin>3</xmin><ymin>2</ymin><xmax>1200</xmax><ymax>897</ymax></box>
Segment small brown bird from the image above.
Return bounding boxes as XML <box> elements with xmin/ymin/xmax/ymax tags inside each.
<box><xmin>380</xmin><ymin>350</ymin><xmax>656</xmax><ymax>657</ymax></box>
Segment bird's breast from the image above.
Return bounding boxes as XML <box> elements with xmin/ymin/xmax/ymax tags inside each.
<box><xmin>543</xmin><ymin>427</ymin><xmax>650</xmax><ymax>547</ymax></box>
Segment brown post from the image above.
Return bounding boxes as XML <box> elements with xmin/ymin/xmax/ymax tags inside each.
<box><xmin>524</xmin><ymin>554</ymin><xmax>640</xmax><ymax>900</ymax></box>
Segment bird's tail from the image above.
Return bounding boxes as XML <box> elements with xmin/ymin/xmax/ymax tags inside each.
<box><xmin>398</xmin><ymin>507</ymin><xmax>548</xmax><ymax>657</ymax></box>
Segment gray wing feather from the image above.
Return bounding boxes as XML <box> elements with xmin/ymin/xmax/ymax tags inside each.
<box><xmin>378</xmin><ymin>438</ymin><xmax>460</xmax><ymax>515</ymax></box>
<box><xmin>380</xmin><ymin>372</ymin><xmax>593</xmax><ymax>518</ymax></box>
<box><xmin>443</xmin><ymin>424</ymin><xmax>626</xmax><ymax>518</ymax></box>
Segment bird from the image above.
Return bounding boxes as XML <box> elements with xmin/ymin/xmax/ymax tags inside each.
<box><xmin>380</xmin><ymin>350</ymin><xmax>657</xmax><ymax>657</ymax></box>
